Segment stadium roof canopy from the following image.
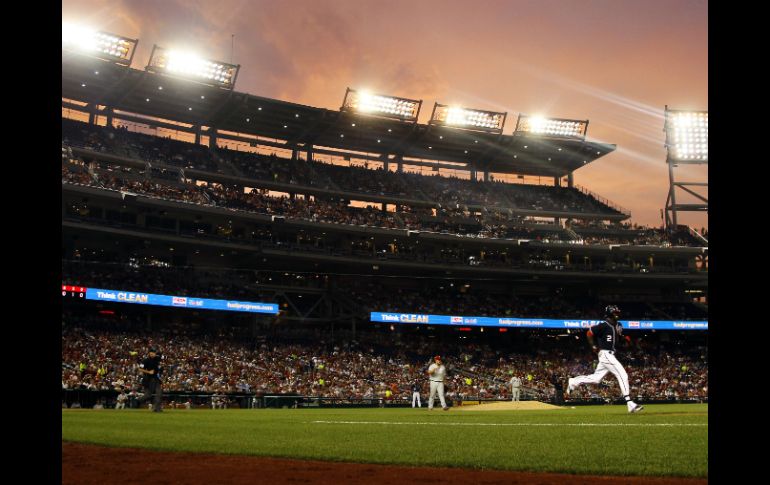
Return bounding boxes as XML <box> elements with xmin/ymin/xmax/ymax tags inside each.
<box><xmin>62</xmin><ymin>53</ymin><xmax>616</xmax><ymax>178</ymax></box>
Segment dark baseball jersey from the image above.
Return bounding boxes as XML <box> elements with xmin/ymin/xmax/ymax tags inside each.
<box><xmin>140</xmin><ymin>356</ymin><xmax>162</xmax><ymax>385</ymax></box>
<box><xmin>412</xmin><ymin>384</ymin><xmax>420</xmax><ymax>393</ymax></box>
<box><xmin>588</xmin><ymin>320</ymin><xmax>622</xmax><ymax>351</ymax></box>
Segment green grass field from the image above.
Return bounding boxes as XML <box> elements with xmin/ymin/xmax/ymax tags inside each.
<box><xmin>62</xmin><ymin>403</ymin><xmax>707</xmax><ymax>478</ymax></box>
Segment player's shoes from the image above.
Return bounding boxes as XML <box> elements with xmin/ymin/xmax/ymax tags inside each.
<box><xmin>442</xmin><ymin>406</ymin><xmax>449</xmax><ymax>411</ymax></box>
<box><xmin>628</xmin><ymin>403</ymin><xmax>644</xmax><ymax>413</ymax></box>
<box><xmin>566</xmin><ymin>378</ymin><xmax>575</xmax><ymax>396</ymax></box>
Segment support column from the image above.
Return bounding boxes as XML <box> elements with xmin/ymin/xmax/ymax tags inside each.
<box><xmin>87</xmin><ymin>104</ymin><xmax>97</xmax><ymax>125</ymax></box>
<box><xmin>209</xmin><ymin>128</ymin><xmax>218</xmax><ymax>149</ymax></box>
<box><xmin>667</xmin><ymin>158</ymin><xmax>678</xmax><ymax>229</ymax></box>
<box><xmin>567</xmin><ymin>172</ymin><xmax>574</xmax><ymax>188</ymax></box>
<box><xmin>483</xmin><ymin>171</ymin><xmax>490</xmax><ymax>182</ymax></box>
<box><xmin>554</xmin><ymin>176</ymin><xmax>560</xmax><ymax>187</ymax></box>
<box><xmin>194</xmin><ymin>125</ymin><xmax>201</xmax><ymax>145</ymax></box>
<box><xmin>105</xmin><ymin>107</ymin><xmax>114</xmax><ymax>128</ymax></box>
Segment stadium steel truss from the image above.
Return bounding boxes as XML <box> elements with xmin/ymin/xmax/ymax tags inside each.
<box><xmin>62</xmin><ymin>37</ymin><xmax>708</xmax><ymax>324</ymax></box>
<box><xmin>663</xmin><ymin>106</ymin><xmax>708</xmax><ymax>237</ymax></box>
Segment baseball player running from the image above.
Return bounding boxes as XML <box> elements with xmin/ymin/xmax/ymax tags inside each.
<box><xmin>427</xmin><ymin>356</ymin><xmax>449</xmax><ymax>411</ymax></box>
<box><xmin>567</xmin><ymin>305</ymin><xmax>644</xmax><ymax>413</ymax></box>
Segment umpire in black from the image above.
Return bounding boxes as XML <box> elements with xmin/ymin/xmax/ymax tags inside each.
<box><xmin>137</xmin><ymin>347</ymin><xmax>163</xmax><ymax>412</ymax></box>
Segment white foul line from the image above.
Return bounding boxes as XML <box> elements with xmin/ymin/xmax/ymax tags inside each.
<box><xmin>310</xmin><ymin>421</ymin><xmax>707</xmax><ymax>427</ymax></box>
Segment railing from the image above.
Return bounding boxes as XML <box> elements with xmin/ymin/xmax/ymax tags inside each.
<box><xmin>62</xmin><ymin>389</ymin><xmax>258</xmax><ymax>409</ymax></box>
<box><xmin>562</xmin><ymin>227</ymin><xmax>581</xmax><ymax>241</ymax></box>
<box><xmin>61</xmin><ymin>389</ymin><xmax>707</xmax><ymax>409</ymax></box>
<box><xmin>208</xmin><ymin>147</ymin><xmax>244</xmax><ymax>177</ymax></box>
<box><xmin>573</xmin><ymin>184</ymin><xmax>631</xmax><ymax>217</ymax></box>
<box><xmin>681</xmin><ymin>225</ymin><xmax>708</xmax><ymax>246</ymax></box>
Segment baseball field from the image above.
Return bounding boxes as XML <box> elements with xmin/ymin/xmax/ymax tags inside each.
<box><xmin>62</xmin><ymin>403</ymin><xmax>707</xmax><ymax>483</ymax></box>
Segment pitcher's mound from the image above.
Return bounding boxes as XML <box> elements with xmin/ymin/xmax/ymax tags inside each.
<box><xmin>455</xmin><ymin>401</ymin><xmax>564</xmax><ymax>411</ymax></box>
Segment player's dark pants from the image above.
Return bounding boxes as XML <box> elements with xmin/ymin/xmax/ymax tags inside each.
<box><xmin>137</xmin><ymin>379</ymin><xmax>163</xmax><ymax>411</ymax></box>
<box><xmin>553</xmin><ymin>387</ymin><xmax>564</xmax><ymax>405</ymax></box>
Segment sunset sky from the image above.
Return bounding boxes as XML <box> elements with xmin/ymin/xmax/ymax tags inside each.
<box><xmin>62</xmin><ymin>0</ymin><xmax>708</xmax><ymax>229</ymax></box>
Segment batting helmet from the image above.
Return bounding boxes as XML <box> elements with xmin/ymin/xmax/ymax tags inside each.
<box><xmin>604</xmin><ymin>305</ymin><xmax>621</xmax><ymax>318</ymax></box>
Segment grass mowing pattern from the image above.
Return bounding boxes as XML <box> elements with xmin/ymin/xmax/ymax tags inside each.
<box><xmin>62</xmin><ymin>403</ymin><xmax>707</xmax><ymax>477</ymax></box>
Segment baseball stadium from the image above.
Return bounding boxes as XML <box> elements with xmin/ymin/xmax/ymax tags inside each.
<box><xmin>61</xmin><ymin>4</ymin><xmax>708</xmax><ymax>484</ymax></box>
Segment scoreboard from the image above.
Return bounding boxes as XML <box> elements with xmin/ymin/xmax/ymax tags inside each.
<box><xmin>62</xmin><ymin>285</ymin><xmax>86</xmax><ymax>299</ymax></box>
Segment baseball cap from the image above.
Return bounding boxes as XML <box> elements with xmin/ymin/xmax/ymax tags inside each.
<box><xmin>149</xmin><ymin>347</ymin><xmax>158</xmax><ymax>353</ymax></box>
<box><xmin>434</xmin><ymin>355</ymin><xmax>441</xmax><ymax>361</ymax></box>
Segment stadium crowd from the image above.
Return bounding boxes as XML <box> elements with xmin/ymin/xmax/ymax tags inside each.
<box><xmin>63</xmin><ymin>160</ymin><xmax>695</xmax><ymax>249</ymax></box>
<box><xmin>61</xmin><ymin>119</ymin><xmax>642</xmax><ymax>222</ymax></box>
<box><xmin>61</xmin><ymin>312</ymin><xmax>708</xmax><ymax>405</ymax></box>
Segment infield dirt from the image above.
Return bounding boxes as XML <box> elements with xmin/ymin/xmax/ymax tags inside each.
<box><xmin>62</xmin><ymin>442</ymin><xmax>707</xmax><ymax>485</ymax></box>
<box><xmin>455</xmin><ymin>400</ymin><xmax>563</xmax><ymax>411</ymax></box>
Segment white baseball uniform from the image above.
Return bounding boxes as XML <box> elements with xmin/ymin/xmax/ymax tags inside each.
<box><xmin>411</xmin><ymin>383</ymin><xmax>422</xmax><ymax>408</ymax></box>
<box><xmin>428</xmin><ymin>362</ymin><xmax>447</xmax><ymax>409</ymax></box>
<box><xmin>570</xmin><ymin>349</ymin><xmax>633</xmax><ymax>397</ymax></box>
<box><xmin>510</xmin><ymin>376</ymin><xmax>521</xmax><ymax>401</ymax></box>
<box><xmin>568</xmin><ymin>318</ymin><xmax>642</xmax><ymax>413</ymax></box>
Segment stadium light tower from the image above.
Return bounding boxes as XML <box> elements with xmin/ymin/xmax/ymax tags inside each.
<box><xmin>663</xmin><ymin>106</ymin><xmax>708</xmax><ymax>231</ymax></box>
<box><xmin>341</xmin><ymin>88</ymin><xmax>421</xmax><ymax>122</ymax></box>
<box><xmin>62</xmin><ymin>23</ymin><xmax>137</xmax><ymax>66</ymax></box>
<box><xmin>146</xmin><ymin>45</ymin><xmax>240</xmax><ymax>90</ymax></box>
<box><xmin>514</xmin><ymin>114</ymin><xmax>588</xmax><ymax>139</ymax></box>
<box><xmin>429</xmin><ymin>103</ymin><xmax>506</xmax><ymax>134</ymax></box>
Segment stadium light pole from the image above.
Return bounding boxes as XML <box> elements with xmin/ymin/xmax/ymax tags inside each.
<box><xmin>663</xmin><ymin>106</ymin><xmax>708</xmax><ymax>233</ymax></box>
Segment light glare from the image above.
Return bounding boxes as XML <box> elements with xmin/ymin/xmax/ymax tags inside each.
<box><xmin>666</xmin><ymin>111</ymin><xmax>708</xmax><ymax>161</ymax></box>
<box><xmin>62</xmin><ymin>23</ymin><xmax>134</xmax><ymax>63</ymax></box>
<box><xmin>148</xmin><ymin>46</ymin><xmax>239</xmax><ymax>88</ymax></box>
<box><xmin>433</xmin><ymin>104</ymin><xmax>505</xmax><ymax>132</ymax></box>
<box><xmin>344</xmin><ymin>89</ymin><xmax>420</xmax><ymax>120</ymax></box>
<box><xmin>516</xmin><ymin>115</ymin><xmax>587</xmax><ymax>138</ymax></box>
